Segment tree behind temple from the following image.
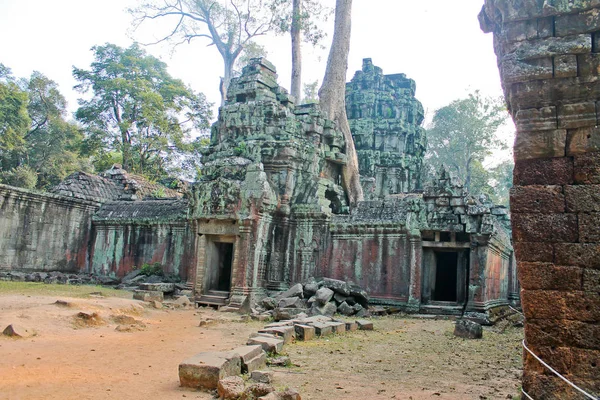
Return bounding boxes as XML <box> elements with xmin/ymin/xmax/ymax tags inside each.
<box><xmin>73</xmin><ymin>43</ymin><xmax>212</xmax><ymax>180</ymax></box>
<box><xmin>426</xmin><ymin>91</ymin><xmax>508</xmax><ymax>193</ymax></box>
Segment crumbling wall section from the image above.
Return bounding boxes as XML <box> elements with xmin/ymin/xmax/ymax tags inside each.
<box><xmin>0</xmin><ymin>184</ymin><xmax>99</xmax><ymax>272</ymax></box>
<box><xmin>481</xmin><ymin>1</ymin><xmax>600</xmax><ymax>396</ymax></box>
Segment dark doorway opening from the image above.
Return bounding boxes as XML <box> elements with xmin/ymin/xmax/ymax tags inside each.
<box><xmin>215</xmin><ymin>242</ymin><xmax>233</xmax><ymax>291</ymax></box>
<box><xmin>433</xmin><ymin>252</ymin><xmax>458</xmax><ymax>302</ymax></box>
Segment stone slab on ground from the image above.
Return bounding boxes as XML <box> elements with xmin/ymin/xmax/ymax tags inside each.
<box><xmin>247</xmin><ymin>336</ymin><xmax>284</xmax><ymax>354</ymax></box>
<box><xmin>356</xmin><ymin>320</ymin><xmax>373</xmax><ymax>330</ymax></box>
<box><xmin>138</xmin><ymin>283</ymin><xmax>175</xmax><ymax>293</ymax></box>
<box><xmin>251</xmin><ymin>370</ymin><xmax>274</xmax><ymax>384</ymax></box>
<box><xmin>454</xmin><ymin>319</ymin><xmax>483</xmax><ymax>339</ymax></box>
<box><xmin>133</xmin><ymin>290</ymin><xmax>164</xmax><ymax>302</ymax></box>
<box><xmin>329</xmin><ymin>321</ymin><xmax>346</xmax><ymax>334</ymax></box>
<box><xmin>310</xmin><ymin>322</ymin><xmax>333</xmax><ymax>337</ymax></box>
<box><xmin>178</xmin><ymin>351</ymin><xmax>241</xmax><ymax>390</ymax></box>
<box><xmin>345</xmin><ymin>321</ymin><xmax>358</xmax><ymax>331</ymax></box>
<box><xmin>294</xmin><ymin>324</ymin><xmax>315</xmax><ymax>341</ymax></box>
<box><xmin>258</xmin><ymin>326</ymin><xmax>295</xmax><ymax>344</ymax></box>
<box><xmin>217</xmin><ymin>376</ymin><xmax>245</xmax><ymax>400</ymax></box>
<box><xmin>231</xmin><ymin>345</ymin><xmax>267</xmax><ymax>373</ymax></box>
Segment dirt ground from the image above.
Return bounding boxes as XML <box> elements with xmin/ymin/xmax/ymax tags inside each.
<box><xmin>0</xmin><ymin>284</ymin><xmax>523</xmax><ymax>400</ymax></box>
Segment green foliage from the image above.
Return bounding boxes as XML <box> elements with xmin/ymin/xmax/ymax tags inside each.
<box><xmin>0</xmin><ymin>65</ymin><xmax>30</xmax><ymax>171</ymax></box>
<box><xmin>73</xmin><ymin>43</ymin><xmax>212</xmax><ymax>181</ymax></box>
<box><xmin>0</xmin><ymin>65</ymin><xmax>89</xmax><ymax>190</ymax></box>
<box><xmin>426</xmin><ymin>91</ymin><xmax>510</xmax><ymax>198</ymax></box>
<box><xmin>140</xmin><ymin>262</ymin><xmax>164</xmax><ymax>276</ymax></box>
<box><xmin>234</xmin><ymin>141</ymin><xmax>248</xmax><ymax>156</ymax></box>
<box><xmin>1</xmin><ymin>165</ymin><xmax>38</xmax><ymax>189</ymax></box>
<box><xmin>302</xmin><ymin>80</ymin><xmax>319</xmax><ymax>104</ymax></box>
<box><xmin>150</xmin><ymin>187</ymin><xmax>167</xmax><ymax>198</ymax></box>
<box><xmin>270</xmin><ymin>0</ymin><xmax>331</xmax><ymax>46</ymax></box>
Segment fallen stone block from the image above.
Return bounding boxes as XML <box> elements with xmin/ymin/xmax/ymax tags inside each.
<box><xmin>268</xmin><ymin>355</ymin><xmax>290</xmax><ymax>367</ymax></box>
<box><xmin>311</xmin><ymin>322</ymin><xmax>333</xmax><ymax>337</ymax></box>
<box><xmin>133</xmin><ymin>290</ymin><xmax>164</xmax><ymax>302</ymax></box>
<box><xmin>277</xmin><ymin>297</ymin><xmax>304</xmax><ymax>309</ymax></box>
<box><xmin>276</xmin><ymin>283</ymin><xmax>304</xmax><ymax>300</ymax></box>
<box><xmin>301</xmin><ymin>315</ymin><xmax>333</xmax><ymax>324</ymax></box>
<box><xmin>2</xmin><ymin>324</ymin><xmax>32</xmax><ymax>338</ymax></box>
<box><xmin>217</xmin><ymin>376</ymin><xmax>245</xmax><ymax>400</ymax></box>
<box><xmin>454</xmin><ymin>319</ymin><xmax>483</xmax><ymax>339</ymax></box>
<box><xmin>247</xmin><ymin>336</ymin><xmax>284</xmax><ymax>354</ymax></box>
<box><xmin>309</xmin><ymin>302</ymin><xmax>336</xmax><ymax>317</ymax></box>
<box><xmin>179</xmin><ymin>351</ymin><xmax>241</xmax><ymax>390</ymax></box>
<box><xmin>345</xmin><ymin>322</ymin><xmax>358</xmax><ymax>332</ymax></box>
<box><xmin>231</xmin><ymin>345</ymin><xmax>267</xmax><ymax>373</ymax></box>
<box><xmin>337</xmin><ymin>301</ymin><xmax>354</xmax><ymax>316</ymax></box>
<box><xmin>321</xmin><ymin>278</ymin><xmax>350</xmax><ymax>296</ymax></box>
<box><xmin>281</xmin><ymin>387</ymin><xmax>302</xmax><ymax>400</ymax></box>
<box><xmin>264</xmin><ymin>321</ymin><xmax>294</xmax><ymax>328</ymax></box>
<box><xmin>138</xmin><ymin>282</ymin><xmax>175</xmax><ymax>293</ymax></box>
<box><xmin>356</xmin><ymin>320</ymin><xmax>373</xmax><ymax>331</ymax></box>
<box><xmin>273</xmin><ymin>307</ymin><xmax>305</xmax><ymax>321</ymax></box>
<box><xmin>245</xmin><ymin>383</ymin><xmax>275</xmax><ymax>398</ymax></box>
<box><xmin>259</xmin><ymin>326</ymin><xmax>295</xmax><ymax>344</ymax></box>
<box><xmin>173</xmin><ymin>296</ymin><xmax>192</xmax><ymax>308</ymax></box>
<box><xmin>329</xmin><ymin>321</ymin><xmax>346</xmax><ymax>334</ymax></box>
<box><xmin>150</xmin><ymin>300</ymin><xmax>163</xmax><ymax>309</ymax></box>
<box><xmin>259</xmin><ymin>393</ymin><xmax>279</xmax><ymax>400</ymax></box>
<box><xmin>294</xmin><ymin>324</ymin><xmax>315</xmax><ymax>341</ymax></box>
<box><xmin>314</xmin><ymin>287</ymin><xmax>334</xmax><ymax>305</ymax></box>
<box><xmin>251</xmin><ymin>370</ymin><xmax>274</xmax><ymax>384</ymax></box>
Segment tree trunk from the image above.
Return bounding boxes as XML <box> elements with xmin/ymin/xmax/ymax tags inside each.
<box><xmin>318</xmin><ymin>0</ymin><xmax>363</xmax><ymax>207</ymax></box>
<box><xmin>290</xmin><ymin>0</ymin><xmax>302</xmax><ymax>102</ymax></box>
<box><xmin>220</xmin><ymin>55</ymin><xmax>235</xmax><ymax>106</ymax></box>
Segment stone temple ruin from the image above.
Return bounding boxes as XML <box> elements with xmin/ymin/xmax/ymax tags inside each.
<box><xmin>0</xmin><ymin>58</ymin><xmax>516</xmax><ymax>321</ymax></box>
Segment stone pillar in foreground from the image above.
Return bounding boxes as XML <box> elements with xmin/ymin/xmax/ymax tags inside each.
<box><xmin>480</xmin><ymin>1</ymin><xmax>600</xmax><ymax>397</ymax></box>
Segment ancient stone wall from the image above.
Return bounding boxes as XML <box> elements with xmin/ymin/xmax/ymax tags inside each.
<box><xmin>90</xmin><ymin>200</ymin><xmax>195</xmax><ymax>280</ymax></box>
<box><xmin>346</xmin><ymin>59</ymin><xmax>427</xmax><ymax>199</ymax></box>
<box><xmin>0</xmin><ymin>184</ymin><xmax>99</xmax><ymax>272</ymax></box>
<box><xmin>481</xmin><ymin>1</ymin><xmax>600</xmax><ymax>396</ymax></box>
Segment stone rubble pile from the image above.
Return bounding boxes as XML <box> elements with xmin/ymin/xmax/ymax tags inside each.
<box><xmin>256</xmin><ymin>277</ymin><xmax>370</xmax><ymax>321</ymax></box>
<box><xmin>180</xmin><ymin>311</ymin><xmax>374</xmax><ymax>398</ymax></box>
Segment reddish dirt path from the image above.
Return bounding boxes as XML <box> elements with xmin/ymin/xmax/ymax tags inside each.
<box><xmin>0</xmin><ymin>294</ymin><xmax>262</xmax><ymax>400</ymax></box>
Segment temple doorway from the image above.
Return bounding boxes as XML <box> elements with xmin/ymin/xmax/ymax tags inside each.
<box><xmin>204</xmin><ymin>239</ymin><xmax>234</xmax><ymax>293</ymax></box>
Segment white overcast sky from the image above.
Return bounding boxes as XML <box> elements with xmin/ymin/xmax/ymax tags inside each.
<box><xmin>0</xmin><ymin>0</ymin><xmax>511</xmax><ymax>144</ymax></box>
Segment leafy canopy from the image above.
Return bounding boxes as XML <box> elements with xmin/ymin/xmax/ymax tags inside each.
<box><xmin>73</xmin><ymin>43</ymin><xmax>212</xmax><ymax>180</ymax></box>
<box><xmin>426</xmin><ymin>91</ymin><xmax>509</xmax><ymax>195</ymax></box>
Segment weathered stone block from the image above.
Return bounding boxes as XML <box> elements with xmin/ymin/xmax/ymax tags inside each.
<box><xmin>579</xmin><ymin>213</ymin><xmax>600</xmax><ymax>242</ymax></box>
<box><xmin>504</xmin><ymin>34</ymin><xmax>592</xmax><ymax>59</ymax></box>
<box><xmin>138</xmin><ymin>283</ymin><xmax>175</xmax><ymax>293</ymax></box>
<box><xmin>310</xmin><ymin>322</ymin><xmax>333</xmax><ymax>337</ymax></box>
<box><xmin>509</xmin><ymin>185</ymin><xmax>565</xmax><ymax>213</ymax></box>
<box><xmin>231</xmin><ymin>345</ymin><xmax>266</xmax><ymax>373</ymax></box>
<box><xmin>329</xmin><ymin>321</ymin><xmax>346</xmax><ymax>334</ymax></box>
<box><xmin>514</xmin><ymin>156</ymin><xmax>574</xmax><ymax>186</ymax></box>
<box><xmin>554</xmin><ymin>54</ymin><xmax>578</xmax><ymax>78</ymax></box>
<box><xmin>454</xmin><ymin>319</ymin><xmax>483</xmax><ymax>339</ymax></box>
<box><xmin>250</xmin><ymin>370</ymin><xmax>274</xmax><ymax>384</ymax></box>
<box><xmin>217</xmin><ymin>376</ymin><xmax>245</xmax><ymax>400</ymax></box>
<box><xmin>555</xmin><ymin>9</ymin><xmax>600</xmax><ymax>36</ymax></box>
<box><xmin>277</xmin><ymin>297</ymin><xmax>304</xmax><ymax>309</ymax></box>
<box><xmin>258</xmin><ymin>326</ymin><xmax>295</xmax><ymax>344</ymax></box>
<box><xmin>514</xmin><ymin>106</ymin><xmax>557</xmax><ymax>131</ymax></box>
<box><xmin>567</xmin><ymin>126</ymin><xmax>600</xmax><ymax>155</ymax></box>
<box><xmin>356</xmin><ymin>320</ymin><xmax>374</xmax><ymax>330</ymax></box>
<box><xmin>294</xmin><ymin>324</ymin><xmax>315</xmax><ymax>341</ymax></box>
<box><xmin>558</xmin><ymin>102</ymin><xmax>597</xmax><ymax>129</ymax></box>
<box><xmin>276</xmin><ymin>283</ymin><xmax>303</xmax><ymax>300</ymax></box>
<box><xmin>246</xmin><ymin>336</ymin><xmax>284</xmax><ymax>354</ymax></box>
<box><xmin>512</xmin><ymin>213</ymin><xmax>579</xmax><ymax>243</ymax></box>
<box><xmin>555</xmin><ymin>243</ymin><xmax>600</xmax><ymax>268</ymax></box>
<box><xmin>514</xmin><ymin>129</ymin><xmax>567</xmax><ymax>160</ymax></box>
<box><xmin>565</xmin><ymin>184</ymin><xmax>600</xmax><ymax>211</ymax></box>
<box><xmin>574</xmin><ymin>151</ymin><xmax>600</xmax><ymax>183</ymax></box>
<box><xmin>576</xmin><ymin>53</ymin><xmax>600</xmax><ymax>77</ymax></box>
<box><xmin>133</xmin><ymin>290</ymin><xmax>164</xmax><ymax>302</ymax></box>
<box><xmin>314</xmin><ymin>287</ymin><xmax>334</xmax><ymax>305</ymax></box>
<box><xmin>522</xmin><ymin>290</ymin><xmax>600</xmax><ymax>321</ymax></box>
<box><xmin>2</xmin><ymin>324</ymin><xmax>32</xmax><ymax>338</ymax></box>
<box><xmin>501</xmin><ymin>56</ymin><xmax>554</xmax><ymax>84</ymax></box>
<box><xmin>503</xmin><ymin>19</ymin><xmax>538</xmax><ymax>42</ymax></box>
<box><xmin>583</xmin><ymin>269</ymin><xmax>600</xmax><ymax>291</ymax></box>
<box><xmin>518</xmin><ymin>262</ymin><xmax>583</xmax><ymax>290</ymax></box>
<box><xmin>526</xmin><ymin>318</ymin><xmax>600</xmax><ymax>350</ymax></box>
<box><xmin>179</xmin><ymin>351</ymin><xmax>242</xmax><ymax>390</ymax></box>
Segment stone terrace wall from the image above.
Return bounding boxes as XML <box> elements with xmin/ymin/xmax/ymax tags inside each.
<box><xmin>480</xmin><ymin>1</ymin><xmax>600</xmax><ymax>397</ymax></box>
<box><xmin>0</xmin><ymin>184</ymin><xmax>99</xmax><ymax>272</ymax></box>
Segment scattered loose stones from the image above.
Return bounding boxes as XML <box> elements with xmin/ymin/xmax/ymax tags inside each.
<box><xmin>454</xmin><ymin>319</ymin><xmax>483</xmax><ymax>339</ymax></box>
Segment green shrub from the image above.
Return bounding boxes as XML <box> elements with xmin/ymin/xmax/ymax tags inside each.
<box><xmin>140</xmin><ymin>262</ymin><xmax>163</xmax><ymax>276</ymax></box>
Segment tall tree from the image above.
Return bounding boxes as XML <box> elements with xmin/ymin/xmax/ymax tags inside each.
<box><xmin>0</xmin><ymin>64</ymin><xmax>30</xmax><ymax>172</ymax></box>
<box><xmin>73</xmin><ymin>43</ymin><xmax>212</xmax><ymax>179</ymax></box>
<box><xmin>426</xmin><ymin>91</ymin><xmax>508</xmax><ymax>191</ymax></box>
<box><xmin>131</xmin><ymin>0</ymin><xmax>282</xmax><ymax>104</ymax></box>
<box><xmin>318</xmin><ymin>0</ymin><xmax>363</xmax><ymax>207</ymax></box>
